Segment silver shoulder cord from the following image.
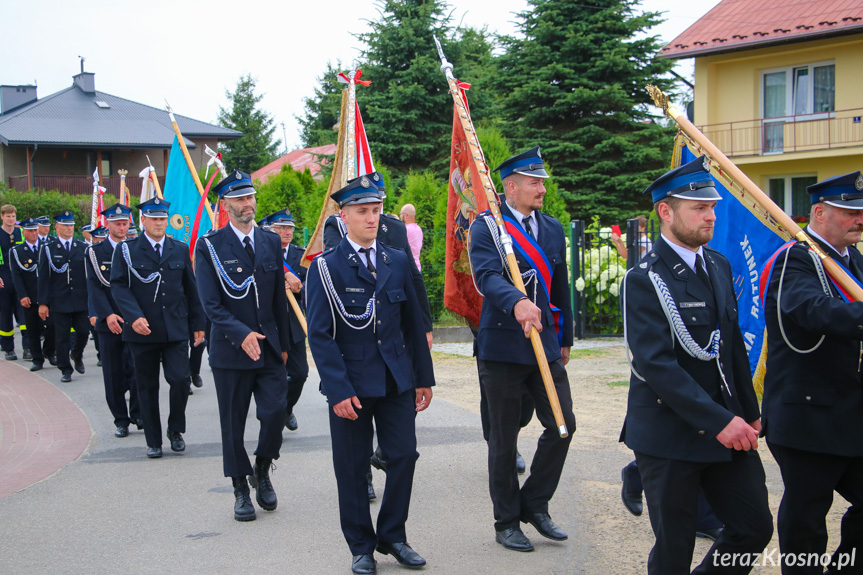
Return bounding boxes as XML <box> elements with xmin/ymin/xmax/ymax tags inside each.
<box><xmin>316</xmin><ymin>256</ymin><xmax>376</xmax><ymax>339</ymax></box>
<box><xmin>336</xmin><ymin>215</ymin><xmax>347</xmax><ymax>238</ymax></box>
<box><xmin>12</xmin><ymin>248</ymin><xmax>37</xmax><ymax>273</ymax></box>
<box><xmin>202</xmin><ymin>237</ymin><xmax>259</xmax><ymax>308</ymax></box>
<box><xmin>776</xmin><ymin>246</ymin><xmax>829</xmax><ymax>354</ymax></box>
<box><xmin>477</xmin><ymin>214</ymin><xmax>537</xmax><ymax>301</ymax></box>
<box><xmin>87</xmin><ymin>246</ymin><xmax>110</xmax><ymax>287</ymax></box>
<box><xmin>43</xmin><ymin>244</ymin><xmax>70</xmax><ymax>284</ymax></box>
<box><xmin>622</xmin><ymin>267</ymin><xmax>731</xmax><ymax>396</ymax></box>
<box><xmin>121</xmin><ymin>242</ymin><xmax>162</xmax><ymax>303</ymax></box>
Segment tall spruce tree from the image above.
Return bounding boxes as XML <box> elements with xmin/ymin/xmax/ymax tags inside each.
<box><xmin>494</xmin><ymin>0</ymin><xmax>677</xmax><ymax>222</ymax></box>
<box><xmin>218</xmin><ymin>74</ymin><xmax>281</xmax><ymax>173</ymax></box>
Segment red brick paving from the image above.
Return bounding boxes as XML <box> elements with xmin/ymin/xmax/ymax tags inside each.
<box><xmin>0</xmin><ymin>361</ymin><xmax>91</xmax><ymax>499</ymax></box>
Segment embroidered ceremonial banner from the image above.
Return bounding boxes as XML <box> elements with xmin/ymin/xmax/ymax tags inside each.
<box><xmin>674</xmin><ymin>135</ymin><xmax>785</xmax><ymax>387</ymax></box>
<box><xmin>163</xmin><ymin>135</ymin><xmax>212</xmax><ymax>253</ymax></box>
<box><xmin>443</xmin><ymin>84</ymin><xmax>489</xmax><ymax>326</ymax></box>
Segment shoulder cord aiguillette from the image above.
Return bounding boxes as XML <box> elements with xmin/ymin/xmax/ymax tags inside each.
<box><xmin>121</xmin><ymin>242</ymin><xmax>161</xmax><ymax>302</ymax></box>
<box><xmin>316</xmin><ymin>257</ymin><xmax>375</xmax><ymax>339</ymax></box>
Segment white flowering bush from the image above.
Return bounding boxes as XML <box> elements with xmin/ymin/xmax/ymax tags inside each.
<box><xmin>574</xmin><ymin>233</ymin><xmax>626</xmax><ymax>334</ymax></box>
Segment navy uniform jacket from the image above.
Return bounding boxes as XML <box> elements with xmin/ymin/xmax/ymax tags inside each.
<box><xmin>324</xmin><ymin>213</ymin><xmax>433</xmax><ymax>332</ymax></box>
<box><xmin>0</xmin><ymin>227</ymin><xmax>23</xmax><ymax>278</ymax></box>
<box><xmin>195</xmin><ymin>226</ymin><xmax>292</xmax><ymax>369</ymax></box>
<box><xmin>284</xmin><ymin>242</ymin><xmax>308</xmax><ymax>344</ymax></box>
<box><xmin>621</xmin><ymin>237</ymin><xmax>760</xmax><ymax>462</ymax></box>
<box><xmin>468</xmin><ymin>201</ymin><xmax>574</xmax><ymax>365</ymax></box>
<box><xmin>9</xmin><ymin>242</ymin><xmax>40</xmax><ymax>300</ymax></box>
<box><xmin>37</xmin><ymin>237</ymin><xmax>89</xmax><ymax>314</ymax></box>
<box><xmin>110</xmin><ymin>235</ymin><xmax>205</xmax><ymax>344</ymax></box>
<box><xmin>306</xmin><ymin>238</ymin><xmax>435</xmax><ymax>405</ymax></box>
<box><xmin>85</xmin><ymin>240</ymin><xmax>124</xmax><ymax>334</ymax></box>
<box><xmin>763</xmin><ymin>231</ymin><xmax>863</xmax><ymax>457</ymax></box>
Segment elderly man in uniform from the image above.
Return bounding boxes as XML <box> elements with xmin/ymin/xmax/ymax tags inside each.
<box><xmin>195</xmin><ymin>170</ymin><xmax>292</xmax><ymax>522</ymax></box>
<box><xmin>267</xmin><ymin>208</ymin><xmax>308</xmax><ymax>432</ymax></box>
<box><xmin>323</xmin><ymin>172</ymin><xmax>433</xmax><ymax>500</ymax></box>
<box><xmin>86</xmin><ymin>204</ymin><xmax>142</xmax><ymax>438</ymax></box>
<box><xmin>9</xmin><ymin>218</ymin><xmax>45</xmax><ymax>371</ymax></box>
<box><xmin>468</xmin><ymin>146</ymin><xmax>576</xmax><ymax>552</ymax></box>
<box><xmin>622</xmin><ymin>156</ymin><xmax>773</xmax><ymax>574</ymax></box>
<box><xmin>111</xmin><ymin>198</ymin><xmax>205</xmax><ymax>459</ymax></box>
<box><xmin>38</xmin><ymin>211</ymin><xmax>89</xmax><ymax>383</ymax></box>
<box><xmin>762</xmin><ymin>172</ymin><xmax>863</xmax><ymax>575</ymax></box>
<box><xmin>307</xmin><ymin>176</ymin><xmax>434</xmax><ymax>574</ymax></box>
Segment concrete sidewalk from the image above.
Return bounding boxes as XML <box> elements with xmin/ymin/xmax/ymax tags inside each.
<box><xmin>0</xmin><ymin>344</ymin><xmax>597</xmax><ymax>575</ymax></box>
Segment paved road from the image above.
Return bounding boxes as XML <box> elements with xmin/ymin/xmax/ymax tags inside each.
<box><xmin>0</xmin><ymin>343</ymin><xmax>602</xmax><ymax>575</ymax></box>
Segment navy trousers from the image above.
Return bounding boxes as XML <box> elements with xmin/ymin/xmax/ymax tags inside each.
<box><xmin>127</xmin><ymin>340</ymin><xmax>190</xmax><ymax>448</ymax></box>
<box><xmin>98</xmin><ymin>331</ymin><xmax>139</xmax><ymax>427</ymax></box>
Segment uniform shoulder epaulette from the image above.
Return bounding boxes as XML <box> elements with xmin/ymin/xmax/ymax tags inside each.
<box><xmin>381</xmin><ymin>213</ymin><xmax>399</xmax><ymax>222</ymax></box>
<box><xmin>203</xmin><ymin>227</ymin><xmax>219</xmax><ymax>237</ymax></box>
<box><xmin>632</xmin><ymin>249</ymin><xmax>660</xmax><ymax>273</ymax></box>
<box><xmin>321</xmin><ymin>245</ymin><xmax>337</xmax><ymax>256</ymax></box>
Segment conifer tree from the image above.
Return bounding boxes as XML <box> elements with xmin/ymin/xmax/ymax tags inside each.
<box><xmin>218</xmin><ymin>75</ymin><xmax>281</xmax><ymax>173</ymax></box>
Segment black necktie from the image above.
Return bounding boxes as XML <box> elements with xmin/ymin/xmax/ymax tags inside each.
<box><xmin>283</xmin><ymin>248</ymin><xmax>288</xmax><ymax>262</ymax></box>
<box><xmin>243</xmin><ymin>236</ymin><xmax>255</xmax><ymax>262</ymax></box>
<box><xmin>522</xmin><ymin>216</ymin><xmax>535</xmax><ymax>240</ymax></box>
<box><xmin>359</xmin><ymin>247</ymin><xmax>376</xmax><ymax>274</ymax></box>
<box><xmin>695</xmin><ymin>253</ymin><xmax>711</xmax><ymax>287</ymax></box>
<box><xmin>63</xmin><ymin>240</ymin><xmax>70</xmax><ymax>252</ymax></box>
<box><xmin>154</xmin><ymin>243</ymin><xmax>161</xmax><ymax>257</ymax></box>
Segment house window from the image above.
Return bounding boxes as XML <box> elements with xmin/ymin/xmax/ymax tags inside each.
<box><xmin>101</xmin><ymin>152</ymin><xmax>112</xmax><ymax>177</ymax></box>
<box><xmin>768</xmin><ymin>175</ymin><xmax>817</xmax><ymax>220</ymax></box>
<box><xmin>761</xmin><ymin>62</ymin><xmax>835</xmax><ymax>153</ymax></box>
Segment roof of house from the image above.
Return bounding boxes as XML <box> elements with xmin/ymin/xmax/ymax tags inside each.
<box><xmin>0</xmin><ymin>83</ymin><xmax>241</xmax><ymax>148</ymax></box>
<box><xmin>661</xmin><ymin>0</ymin><xmax>863</xmax><ymax>59</ymax></box>
<box><xmin>251</xmin><ymin>144</ymin><xmax>337</xmax><ymax>183</ymax></box>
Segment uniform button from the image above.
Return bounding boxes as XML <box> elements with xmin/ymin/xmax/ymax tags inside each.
<box><xmin>656</xmin><ymin>399</ymin><xmax>662</xmax><ymax>405</ymax></box>
<box><xmin>497</xmin><ymin>322</ymin><xmax>502</xmax><ymax>327</ymax></box>
<box><xmin>858</xmin><ymin>325</ymin><xmax>863</xmax><ymax>331</ymax></box>
<box><xmin>698</xmin><ymin>430</ymin><xmax>705</xmax><ymax>435</ymax></box>
<box><xmin>719</xmin><ymin>339</ymin><xmax>724</xmax><ymax>346</ymax></box>
<box><xmin>805</xmin><ymin>395</ymin><xmax>812</xmax><ymax>401</ymax></box>
<box><xmin>377</xmin><ymin>320</ymin><xmax>382</xmax><ymax>325</ymax></box>
<box><xmin>692</xmin><ymin>316</ymin><xmax>697</xmax><ymax>321</ymax></box>
<box><xmin>160</xmin><ymin>268</ymin><xmax>163</xmax><ymax>271</ymax></box>
<box><xmin>377</xmin><ymin>340</ymin><xmax>382</xmax><ymax>345</ymax></box>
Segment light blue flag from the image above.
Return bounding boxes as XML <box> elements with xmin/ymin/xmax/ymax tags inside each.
<box><xmin>677</xmin><ymin>141</ymin><xmax>785</xmax><ymax>377</ymax></box>
<box><xmin>163</xmin><ymin>136</ymin><xmax>212</xmax><ymax>247</ymax></box>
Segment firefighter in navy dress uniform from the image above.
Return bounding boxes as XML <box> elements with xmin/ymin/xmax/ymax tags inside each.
<box><xmin>621</xmin><ymin>156</ymin><xmax>772</xmax><ymax>574</ymax></box>
<box><xmin>9</xmin><ymin>218</ymin><xmax>44</xmax><ymax>371</ymax></box>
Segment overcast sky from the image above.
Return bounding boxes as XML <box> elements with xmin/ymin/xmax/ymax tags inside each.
<box><xmin>4</xmin><ymin>0</ymin><xmax>721</xmax><ymax>152</ymax></box>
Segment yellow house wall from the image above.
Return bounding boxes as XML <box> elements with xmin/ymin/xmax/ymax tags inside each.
<box><xmin>693</xmin><ymin>33</ymin><xmax>863</xmax><ymax>126</ymax></box>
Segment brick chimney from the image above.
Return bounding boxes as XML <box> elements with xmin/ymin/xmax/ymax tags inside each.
<box><xmin>73</xmin><ymin>72</ymin><xmax>95</xmax><ymax>94</ymax></box>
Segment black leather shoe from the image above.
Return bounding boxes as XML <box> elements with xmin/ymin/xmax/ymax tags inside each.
<box><xmin>285</xmin><ymin>412</ymin><xmax>298</xmax><ymax>431</ymax></box>
<box><xmin>29</xmin><ymin>361</ymin><xmax>43</xmax><ymax>372</ymax></box>
<box><xmin>370</xmin><ymin>448</ymin><xmax>387</xmax><ymax>472</ymax></box>
<box><xmin>521</xmin><ymin>512</ymin><xmax>568</xmax><ymax>541</ymax></box>
<box><xmin>48</xmin><ymin>355</ymin><xmax>57</xmax><ymax>366</ymax></box>
<box><xmin>367</xmin><ymin>470</ymin><xmax>376</xmax><ymax>501</ymax></box>
<box><xmin>96</xmin><ymin>359</ymin><xmax>102</xmax><ymax>367</ymax></box>
<box><xmin>73</xmin><ymin>358</ymin><xmax>85</xmax><ymax>374</ymax></box>
<box><xmin>621</xmin><ymin>467</ymin><xmax>643</xmax><ymax>516</ymax></box>
<box><xmin>114</xmin><ymin>426</ymin><xmax>129</xmax><ymax>438</ymax></box>
<box><xmin>60</xmin><ymin>371</ymin><xmax>72</xmax><ymax>383</ymax></box>
<box><xmin>351</xmin><ymin>554</ymin><xmax>376</xmax><ymax>574</ymax></box>
<box><xmin>696</xmin><ymin>527</ymin><xmax>724</xmax><ymax>541</ymax></box>
<box><xmin>134</xmin><ymin>418</ymin><xmax>144</xmax><ymax>430</ymax></box>
<box><xmin>516</xmin><ymin>451</ymin><xmax>526</xmax><ymax>474</ymax></box>
<box><xmin>147</xmin><ymin>446</ymin><xmax>162</xmax><ymax>459</ymax></box>
<box><xmin>249</xmin><ymin>457</ymin><xmax>277</xmax><ymax>511</ymax></box>
<box><xmin>22</xmin><ymin>348</ymin><xmax>32</xmax><ymax>360</ymax></box>
<box><xmin>232</xmin><ymin>477</ymin><xmax>256</xmax><ymax>521</ymax></box>
<box><xmin>4</xmin><ymin>351</ymin><xmax>17</xmax><ymax>361</ymax></box>
<box><xmin>191</xmin><ymin>374</ymin><xmax>203</xmax><ymax>388</ymax></box>
<box><xmin>167</xmin><ymin>429</ymin><xmax>185</xmax><ymax>452</ymax></box>
<box><xmin>376</xmin><ymin>542</ymin><xmax>426</xmax><ymax>568</ymax></box>
<box><xmin>495</xmin><ymin>527</ymin><xmax>534</xmax><ymax>552</ymax></box>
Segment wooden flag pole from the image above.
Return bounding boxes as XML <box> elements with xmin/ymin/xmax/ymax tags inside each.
<box><xmin>165</xmin><ymin>103</ymin><xmax>216</xmax><ymax>225</ymax></box>
<box><xmin>435</xmin><ymin>38</ymin><xmax>568</xmax><ymax>438</ymax></box>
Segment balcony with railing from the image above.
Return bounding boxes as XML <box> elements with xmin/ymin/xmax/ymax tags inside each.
<box><xmin>699</xmin><ymin>108</ymin><xmax>863</xmax><ymax>158</ymax></box>
<box><xmin>8</xmin><ymin>175</ymin><xmax>166</xmax><ymax>197</ymax></box>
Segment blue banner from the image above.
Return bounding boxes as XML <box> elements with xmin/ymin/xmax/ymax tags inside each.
<box><xmin>677</xmin><ymin>142</ymin><xmax>785</xmax><ymax>376</ymax></box>
<box><xmin>163</xmin><ymin>136</ymin><xmax>211</xmax><ymax>245</ymax></box>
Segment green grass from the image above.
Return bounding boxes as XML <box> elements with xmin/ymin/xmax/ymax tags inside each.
<box><xmin>606</xmin><ymin>380</ymin><xmax>630</xmax><ymax>388</ymax></box>
<box><xmin>569</xmin><ymin>348</ymin><xmax>609</xmax><ymax>359</ymax></box>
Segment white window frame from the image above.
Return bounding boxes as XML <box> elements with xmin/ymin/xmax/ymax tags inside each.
<box><xmin>767</xmin><ymin>174</ymin><xmax>818</xmax><ymax>217</ymax></box>
<box><xmin>760</xmin><ymin>60</ymin><xmax>836</xmax><ymax>122</ymax></box>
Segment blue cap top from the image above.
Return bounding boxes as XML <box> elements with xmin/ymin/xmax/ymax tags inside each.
<box><xmin>81</xmin><ymin>224</ymin><xmax>93</xmax><ymax>233</ymax></box>
<box><xmin>257</xmin><ymin>215</ymin><xmax>270</xmax><ymax>229</ymax></box>
<box><xmin>213</xmin><ymin>169</ymin><xmax>256</xmax><ymax>199</ymax></box>
<box><xmin>102</xmin><ymin>203</ymin><xmax>133</xmax><ymax>221</ymax></box>
<box><xmin>127</xmin><ymin>226</ymin><xmax>138</xmax><ymax>235</ymax></box>
<box><xmin>54</xmin><ymin>211</ymin><xmax>75</xmax><ymax>225</ymax></box>
<box><xmin>808</xmin><ymin>171</ymin><xmax>863</xmax><ymax>209</ymax></box>
<box><xmin>36</xmin><ymin>216</ymin><xmax>50</xmax><ymax>226</ymax></box>
<box><xmin>268</xmin><ymin>208</ymin><xmax>296</xmax><ymax>227</ymax></box>
<box><xmin>331</xmin><ymin>173</ymin><xmax>385</xmax><ymax>208</ymax></box>
<box><xmin>91</xmin><ymin>226</ymin><xmax>108</xmax><ymax>238</ymax></box>
<box><xmin>493</xmin><ymin>146</ymin><xmax>549</xmax><ymax>180</ymax></box>
<box><xmin>20</xmin><ymin>217</ymin><xmax>38</xmax><ymax>230</ymax></box>
<box><xmin>643</xmin><ymin>156</ymin><xmax>723</xmax><ymax>204</ymax></box>
<box><xmin>138</xmin><ymin>197</ymin><xmax>171</xmax><ymax>218</ymax></box>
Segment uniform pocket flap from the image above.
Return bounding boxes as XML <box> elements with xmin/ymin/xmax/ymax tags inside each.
<box><xmin>782</xmin><ymin>386</ymin><xmax>835</xmax><ymax>406</ymax></box>
<box><xmin>168</xmin><ymin>261</ymin><xmax>184</xmax><ymax>269</ymax></box>
<box><xmin>264</xmin><ymin>262</ymin><xmax>279</xmax><ymax>272</ymax></box>
<box><xmin>387</xmin><ymin>288</ymin><xmax>406</xmax><ymax>303</ymax></box>
<box><xmin>340</xmin><ymin>343</ymin><xmax>363</xmax><ymax>361</ymax></box>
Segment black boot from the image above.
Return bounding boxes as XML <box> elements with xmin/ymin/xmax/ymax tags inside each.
<box><xmin>232</xmin><ymin>477</ymin><xmax>256</xmax><ymax>522</ymax></box>
<box><xmin>249</xmin><ymin>457</ymin><xmax>277</xmax><ymax>511</ymax></box>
